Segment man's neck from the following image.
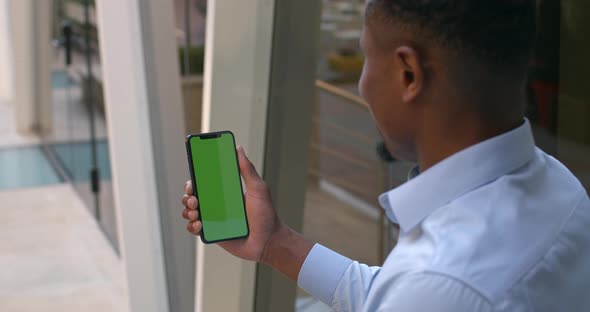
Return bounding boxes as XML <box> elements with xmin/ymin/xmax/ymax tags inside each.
<box><xmin>416</xmin><ymin>115</ymin><xmax>524</xmax><ymax>172</ymax></box>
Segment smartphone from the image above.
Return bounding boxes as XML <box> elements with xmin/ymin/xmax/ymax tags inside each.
<box><xmin>185</xmin><ymin>131</ymin><xmax>249</xmax><ymax>244</ymax></box>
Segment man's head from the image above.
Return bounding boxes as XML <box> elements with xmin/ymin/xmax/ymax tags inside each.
<box><xmin>359</xmin><ymin>0</ymin><xmax>537</xmax><ymax>162</ymax></box>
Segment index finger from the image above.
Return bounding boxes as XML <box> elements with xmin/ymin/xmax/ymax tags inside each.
<box><xmin>185</xmin><ymin>180</ymin><xmax>193</xmax><ymax>195</ymax></box>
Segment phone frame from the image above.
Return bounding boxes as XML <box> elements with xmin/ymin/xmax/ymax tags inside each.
<box><xmin>185</xmin><ymin>130</ymin><xmax>250</xmax><ymax>244</ymax></box>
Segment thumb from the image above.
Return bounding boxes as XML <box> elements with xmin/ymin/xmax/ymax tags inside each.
<box><xmin>237</xmin><ymin>146</ymin><xmax>262</xmax><ymax>187</ymax></box>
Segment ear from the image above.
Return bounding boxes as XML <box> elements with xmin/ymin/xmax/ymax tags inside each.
<box><xmin>395</xmin><ymin>46</ymin><xmax>424</xmax><ymax>103</ymax></box>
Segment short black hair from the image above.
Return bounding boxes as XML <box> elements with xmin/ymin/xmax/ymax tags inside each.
<box><xmin>366</xmin><ymin>0</ymin><xmax>537</xmax><ymax>77</ymax></box>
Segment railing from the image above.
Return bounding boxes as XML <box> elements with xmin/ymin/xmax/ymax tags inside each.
<box><xmin>311</xmin><ymin>79</ymin><xmax>397</xmax><ymax>262</ymax></box>
<box><xmin>309</xmin><ymin>80</ymin><xmax>385</xmax><ymax>202</ymax></box>
<box><xmin>315</xmin><ymin>80</ymin><xmax>369</xmax><ymax>109</ymax></box>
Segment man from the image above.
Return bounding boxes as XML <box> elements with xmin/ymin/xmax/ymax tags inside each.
<box><xmin>182</xmin><ymin>1</ymin><xmax>590</xmax><ymax>311</ymax></box>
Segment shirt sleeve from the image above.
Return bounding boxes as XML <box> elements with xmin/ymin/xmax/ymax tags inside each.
<box><xmin>368</xmin><ymin>272</ymin><xmax>493</xmax><ymax>312</ymax></box>
<box><xmin>297</xmin><ymin>244</ymin><xmax>381</xmax><ymax>310</ymax></box>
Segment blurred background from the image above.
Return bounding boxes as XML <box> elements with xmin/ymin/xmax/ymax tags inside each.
<box><xmin>0</xmin><ymin>0</ymin><xmax>588</xmax><ymax>311</ymax></box>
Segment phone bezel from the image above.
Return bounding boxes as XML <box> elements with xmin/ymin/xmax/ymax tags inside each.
<box><xmin>185</xmin><ymin>130</ymin><xmax>250</xmax><ymax>244</ymax></box>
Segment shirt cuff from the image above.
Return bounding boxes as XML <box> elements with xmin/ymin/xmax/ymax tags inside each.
<box><xmin>297</xmin><ymin>244</ymin><xmax>353</xmax><ymax>306</ymax></box>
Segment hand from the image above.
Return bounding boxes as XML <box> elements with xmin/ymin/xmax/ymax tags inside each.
<box><xmin>182</xmin><ymin>146</ymin><xmax>283</xmax><ymax>263</ymax></box>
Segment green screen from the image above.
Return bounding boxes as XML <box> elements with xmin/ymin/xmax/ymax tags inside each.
<box><xmin>189</xmin><ymin>132</ymin><xmax>248</xmax><ymax>242</ymax></box>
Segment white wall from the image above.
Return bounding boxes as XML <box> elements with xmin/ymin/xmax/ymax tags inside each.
<box><xmin>0</xmin><ymin>0</ymin><xmax>12</xmax><ymax>102</ymax></box>
<box><xmin>10</xmin><ymin>0</ymin><xmax>52</xmax><ymax>134</ymax></box>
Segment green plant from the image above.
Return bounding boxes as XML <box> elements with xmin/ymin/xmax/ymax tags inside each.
<box><xmin>67</xmin><ymin>0</ymin><xmax>95</xmax><ymax>6</ymax></box>
<box><xmin>179</xmin><ymin>46</ymin><xmax>205</xmax><ymax>76</ymax></box>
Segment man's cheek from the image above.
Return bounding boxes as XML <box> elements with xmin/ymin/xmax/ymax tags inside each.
<box><xmin>358</xmin><ymin>70</ymin><xmax>368</xmax><ymax>101</ymax></box>
<box><xmin>361</xmin><ymin>76</ymin><xmax>380</xmax><ymax>108</ymax></box>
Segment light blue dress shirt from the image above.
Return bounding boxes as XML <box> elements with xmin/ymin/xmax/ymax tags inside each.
<box><xmin>298</xmin><ymin>120</ymin><xmax>590</xmax><ymax>312</ymax></box>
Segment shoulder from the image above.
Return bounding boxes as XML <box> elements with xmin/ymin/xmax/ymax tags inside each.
<box><xmin>423</xmin><ymin>148</ymin><xmax>590</xmax><ymax>301</ymax></box>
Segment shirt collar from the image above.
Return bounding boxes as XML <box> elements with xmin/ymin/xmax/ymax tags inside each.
<box><xmin>378</xmin><ymin>119</ymin><xmax>536</xmax><ymax>233</ymax></box>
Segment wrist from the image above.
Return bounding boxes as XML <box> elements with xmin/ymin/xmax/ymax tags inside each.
<box><xmin>261</xmin><ymin>221</ymin><xmax>290</xmax><ymax>265</ymax></box>
<box><xmin>260</xmin><ymin>222</ymin><xmax>315</xmax><ymax>282</ymax></box>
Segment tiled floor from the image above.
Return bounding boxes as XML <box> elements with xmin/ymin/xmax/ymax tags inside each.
<box><xmin>0</xmin><ymin>147</ymin><xmax>62</xmax><ymax>190</ymax></box>
<box><xmin>0</xmin><ymin>89</ymin><xmax>126</xmax><ymax>311</ymax></box>
<box><xmin>0</xmin><ymin>185</ymin><xmax>128</xmax><ymax>312</ymax></box>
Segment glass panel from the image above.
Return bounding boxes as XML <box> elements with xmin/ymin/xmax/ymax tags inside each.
<box><xmin>45</xmin><ymin>0</ymin><xmax>118</xmax><ymax>251</ymax></box>
<box><xmin>297</xmin><ymin>1</ymin><xmax>398</xmax><ymax>310</ymax></box>
<box><xmin>296</xmin><ymin>0</ymin><xmax>590</xmax><ymax>310</ymax></box>
<box><xmin>528</xmin><ymin>0</ymin><xmax>590</xmax><ymax>191</ymax></box>
<box><xmin>173</xmin><ymin>0</ymin><xmax>207</xmax><ymax>135</ymax></box>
